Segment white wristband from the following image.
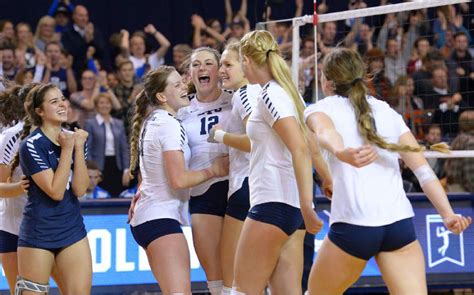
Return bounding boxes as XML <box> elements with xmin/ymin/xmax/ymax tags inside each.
<box><xmin>214</xmin><ymin>130</ymin><xmax>226</xmax><ymax>143</ymax></box>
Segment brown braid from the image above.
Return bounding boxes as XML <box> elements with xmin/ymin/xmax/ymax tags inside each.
<box><xmin>323</xmin><ymin>48</ymin><xmax>423</xmax><ymax>153</ymax></box>
<box><xmin>128</xmin><ymin>66</ymin><xmax>176</xmax><ymax>177</ymax></box>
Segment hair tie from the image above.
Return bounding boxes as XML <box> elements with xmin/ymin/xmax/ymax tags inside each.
<box><xmin>351</xmin><ymin>77</ymin><xmax>363</xmax><ymax>86</ymax></box>
<box><xmin>266</xmin><ymin>49</ymin><xmax>273</xmax><ymax>58</ymax></box>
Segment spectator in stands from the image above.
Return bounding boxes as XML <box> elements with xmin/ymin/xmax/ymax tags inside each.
<box><xmin>444</xmin><ymin>110</ymin><xmax>474</xmax><ymax>192</ymax></box>
<box><xmin>62</xmin><ymin>97</ymin><xmax>81</xmax><ymax>131</ymax></box>
<box><xmin>172</xmin><ymin>44</ymin><xmax>192</xmax><ymax>72</ymax></box>
<box><xmin>48</xmin><ymin>0</ymin><xmax>74</xmax><ymax>33</ymax></box>
<box><xmin>423</xmin><ymin>124</ymin><xmax>445</xmax><ymax>178</ymax></box>
<box><xmin>389</xmin><ymin>75</ymin><xmax>425</xmax><ymax>138</ymax></box>
<box><xmin>112</xmin><ymin>60</ymin><xmax>135</xmax><ymax>133</ymax></box>
<box><xmin>69</xmin><ymin>69</ymin><xmax>98</xmax><ymax>126</ymax></box>
<box><xmin>365</xmin><ymin>48</ymin><xmax>391</xmax><ymax>100</ymax></box>
<box><xmin>84</xmin><ymin>92</ymin><xmax>129</xmax><ymax>197</ymax></box>
<box><xmin>119</xmin><ymin>24</ymin><xmax>170</xmax><ymax>79</ymax></box>
<box><xmin>448</xmin><ymin>32</ymin><xmax>474</xmax><ymax>108</ymax></box>
<box><xmin>191</xmin><ymin>15</ymin><xmax>226</xmax><ymax>51</ymax></box>
<box><xmin>377</xmin><ymin>13</ymin><xmax>418</xmax><ymax>85</ymax></box>
<box><xmin>407</xmin><ymin>37</ymin><xmax>430</xmax><ymax>74</ymax></box>
<box><xmin>318</xmin><ymin>21</ymin><xmax>337</xmax><ymax>56</ymax></box>
<box><xmin>42</xmin><ymin>41</ymin><xmax>77</xmax><ymax>98</ymax></box>
<box><xmin>433</xmin><ymin>5</ymin><xmax>471</xmax><ymax>50</ymax></box>
<box><xmin>34</xmin><ymin>16</ymin><xmax>58</xmax><ymax>53</ymax></box>
<box><xmin>79</xmin><ymin>160</ymin><xmax>111</xmax><ymax>200</ymax></box>
<box><xmin>439</xmin><ymin>28</ymin><xmax>455</xmax><ymax>58</ymax></box>
<box><xmin>412</xmin><ymin>50</ymin><xmax>458</xmax><ymax>99</ymax></box>
<box><xmin>345</xmin><ymin>21</ymin><xmax>374</xmax><ymax>56</ymax></box>
<box><xmin>425</xmin><ymin>66</ymin><xmax>464</xmax><ymax>137</ymax></box>
<box><xmin>0</xmin><ymin>20</ymin><xmax>15</xmax><ymax>43</ymax></box>
<box><xmin>106</xmin><ymin>72</ymin><xmax>119</xmax><ymax>89</ymax></box>
<box><xmin>62</xmin><ymin>5</ymin><xmax>108</xmax><ymax>76</ymax></box>
<box><xmin>15</xmin><ymin>23</ymin><xmax>36</xmax><ymax>70</ymax></box>
<box><xmin>0</xmin><ymin>44</ymin><xmax>18</xmax><ymax>81</ymax></box>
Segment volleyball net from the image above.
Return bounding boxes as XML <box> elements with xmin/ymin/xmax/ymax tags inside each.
<box><xmin>257</xmin><ymin>0</ymin><xmax>474</xmax><ymax>166</ymax></box>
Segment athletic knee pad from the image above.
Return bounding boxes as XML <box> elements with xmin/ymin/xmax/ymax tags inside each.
<box><xmin>15</xmin><ymin>276</ymin><xmax>50</xmax><ymax>294</ymax></box>
<box><xmin>207</xmin><ymin>280</ymin><xmax>223</xmax><ymax>295</ymax></box>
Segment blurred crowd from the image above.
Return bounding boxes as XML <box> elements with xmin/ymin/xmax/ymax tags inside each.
<box><xmin>0</xmin><ymin>0</ymin><xmax>473</xmax><ymax>196</ymax></box>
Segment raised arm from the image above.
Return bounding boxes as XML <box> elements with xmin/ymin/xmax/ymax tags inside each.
<box><xmin>30</xmin><ymin>131</ymin><xmax>75</xmax><ymax>201</ymax></box>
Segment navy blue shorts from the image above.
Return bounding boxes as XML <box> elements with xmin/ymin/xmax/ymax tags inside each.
<box><xmin>189</xmin><ymin>180</ymin><xmax>229</xmax><ymax>217</ymax></box>
<box><xmin>248</xmin><ymin>202</ymin><xmax>303</xmax><ymax>236</ymax></box>
<box><xmin>131</xmin><ymin>218</ymin><xmax>183</xmax><ymax>249</ymax></box>
<box><xmin>18</xmin><ymin>239</ymin><xmax>68</xmax><ymax>255</ymax></box>
<box><xmin>328</xmin><ymin>217</ymin><xmax>417</xmax><ymax>261</ymax></box>
<box><xmin>0</xmin><ymin>230</ymin><xmax>18</xmax><ymax>253</ymax></box>
<box><xmin>226</xmin><ymin>178</ymin><xmax>250</xmax><ymax>221</ymax></box>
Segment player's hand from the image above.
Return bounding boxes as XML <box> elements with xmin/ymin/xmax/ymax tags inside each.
<box><xmin>335</xmin><ymin>144</ymin><xmax>378</xmax><ymax>168</ymax></box>
<box><xmin>58</xmin><ymin>130</ymin><xmax>75</xmax><ymax>150</ymax></box>
<box><xmin>73</xmin><ymin>128</ymin><xmax>89</xmax><ymax>148</ymax></box>
<box><xmin>301</xmin><ymin>206</ymin><xmax>324</xmax><ymax>234</ymax></box>
<box><xmin>127</xmin><ymin>190</ymin><xmax>141</xmax><ymax>224</ymax></box>
<box><xmin>211</xmin><ymin>155</ymin><xmax>229</xmax><ymax>177</ymax></box>
<box><xmin>443</xmin><ymin>214</ymin><xmax>472</xmax><ymax>235</ymax></box>
<box><xmin>207</xmin><ymin>124</ymin><xmax>223</xmax><ymax>143</ymax></box>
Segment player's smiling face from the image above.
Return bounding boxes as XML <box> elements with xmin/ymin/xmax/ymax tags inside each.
<box><xmin>190</xmin><ymin>50</ymin><xmax>219</xmax><ymax>94</ymax></box>
<box><xmin>162</xmin><ymin>70</ymin><xmax>189</xmax><ymax>112</ymax></box>
<box><xmin>36</xmin><ymin>87</ymin><xmax>68</xmax><ymax>124</ymax></box>
<box><xmin>219</xmin><ymin>49</ymin><xmax>245</xmax><ymax>90</ymax></box>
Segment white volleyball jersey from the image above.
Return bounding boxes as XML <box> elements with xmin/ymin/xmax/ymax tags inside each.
<box><xmin>130</xmin><ymin>109</ymin><xmax>191</xmax><ymax>227</ymax></box>
<box><xmin>304</xmin><ymin>95</ymin><xmax>414</xmax><ymax>226</ymax></box>
<box><xmin>177</xmin><ymin>90</ymin><xmax>233</xmax><ymax>196</ymax></box>
<box><xmin>225</xmin><ymin>84</ymin><xmax>260</xmax><ymax>198</ymax></box>
<box><xmin>0</xmin><ymin>121</ymin><xmax>27</xmax><ymax>235</ymax></box>
<box><xmin>246</xmin><ymin>81</ymin><xmax>301</xmax><ymax>208</ymax></box>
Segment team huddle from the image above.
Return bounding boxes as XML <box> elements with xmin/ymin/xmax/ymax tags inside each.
<box><xmin>0</xmin><ymin>30</ymin><xmax>471</xmax><ymax>295</ymax></box>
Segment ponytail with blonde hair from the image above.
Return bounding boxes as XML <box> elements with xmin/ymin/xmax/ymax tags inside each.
<box><xmin>239</xmin><ymin>30</ymin><xmax>306</xmax><ymax>131</ymax></box>
<box><xmin>128</xmin><ymin>66</ymin><xmax>176</xmax><ymax>175</ymax></box>
<box><xmin>323</xmin><ymin>48</ymin><xmax>422</xmax><ymax>153</ymax></box>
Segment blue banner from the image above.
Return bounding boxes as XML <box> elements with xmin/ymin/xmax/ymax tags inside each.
<box><xmin>1</xmin><ymin>204</ymin><xmax>473</xmax><ymax>290</ymax></box>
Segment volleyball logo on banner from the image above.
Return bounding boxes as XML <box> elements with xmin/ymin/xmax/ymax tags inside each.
<box><xmin>426</xmin><ymin>214</ymin><xmax>465</xmax><ymax>268</ymax></box>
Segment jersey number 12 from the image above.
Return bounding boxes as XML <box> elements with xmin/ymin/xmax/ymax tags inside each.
<box><xmin>200</xmin><ymin>116</ymin><xmax>219</xmax><ymax>135</ymax></box>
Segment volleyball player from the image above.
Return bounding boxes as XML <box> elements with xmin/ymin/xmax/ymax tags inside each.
<box><xmin>305</xmin><ymin>47</ymin><xmax>472</xmax><ymax>294</ymax></box>
<box><xmin>177</xmin><ymin>47</ymin><xmax>234</xmax><ymax>294</ymax></box>
<box><xmin>208</xmin><ymin>42</ymin><xmax>260</xmax><ymax>294</ymax></box>
<box><xmin>128</xmin><ymin>66</ymin><xmax>228</xmax><ymax>294</ymax></box>
<box><xmin>13</xmin><ymin>84</ymin><xmax>92</xmax><ymax>294</ymax></box>
<box><xmin>230</xmin><ymin>30</ymin><xmax>323</xmax><ymax>294</ymax></box>
<box><xmin>0</xmin><ymin>85</ymin><xmax>30</xmax><ymax>294</ymax></box>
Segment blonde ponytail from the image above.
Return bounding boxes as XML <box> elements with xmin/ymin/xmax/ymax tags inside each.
<box><xmin>240</xmin><ymin>30</ymin><xmax>306</xmax><ymax>131</ymax></box>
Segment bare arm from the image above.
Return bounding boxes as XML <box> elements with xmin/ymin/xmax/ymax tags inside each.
<box><xmin>0</xmin><ymin>165</ymin><xmax>27</xmax><ymax>198</ymax></box>
<box><xmin>31</xmin><ymin>133</ymin><xmax>75</xmax><ymax>201</ymax></box>
<box><xmin>399</xmin><ymin>131</ymin><xmax>471</xmax><ymax>233</ymax></box>
<box><xmin>163</xmin><ymin>151</ymin><xmax>228</xmax><ymax>190</ymax></box>
<box><xmin>273</xmin><ymin>117</ymin><xmax>322</xmax><ymax>233</ymax></box>
<box><xmin>306</xmin><ymin>112</ymin><xmax>377</xmax><ymax>167</ymax></box>
<box><xmin>306</xmin><ymin>131</ymin><xmax>332</xmax><ymax>197</ymax></box>
<box><xmin>71</xmin><ymin>129</ymin><xmax>89</xmax><ymax>197</ymax></box>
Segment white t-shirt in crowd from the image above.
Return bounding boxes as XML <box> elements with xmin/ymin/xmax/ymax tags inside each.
<box><xmin>130</xmin><ymin>110</ymin><xmax>191</xmax><ymax>227</ymax></box>
<box><xmin>246</xmin><ymin>80</ymin><xmax>301</xmax><ymax>208</ymax></box>
<box><xmin>0</xmin><ymin>121</ymin><xmax>27</xmax><ymax>235</ymax></box>
<box><xmin>225</xmin><ymin>84</ymin><xmax>260</xmax><ymax>198</ymax></box>
<box><xmin>304</xmin><ymin>95</ymin><xmax>414</xmax><ymax>226</ymax></box>
<box><xmin>178</xmin><ymin>90</ymin><xmax>233</xmax><ymax>196</ymax></box>
<box><xmin>129</xmin><ymin>52</ymin><xmax>164</xmax><ymax>72</ymax></box>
